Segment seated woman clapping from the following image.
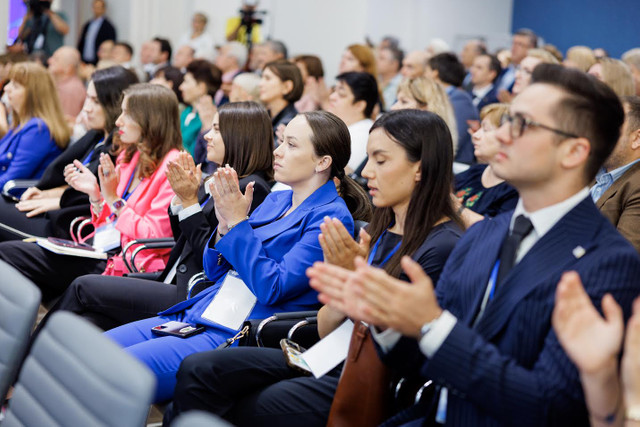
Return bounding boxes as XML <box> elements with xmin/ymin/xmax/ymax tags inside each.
<box><xmin>40</xmin><ymin>101</ymin><xmax>274</xmax><ymax>331</ymax></box>
<box><xmin>163</xmin><ymin>109</ymin><xmax>465</xmax><ymax>426</ymax></box>
<box><xmin>0</xmin><ymin>83</ymin><xmax>181</xmax><ymax>303</ymax></box>
<box><xmin>103</xmin><ymin>110</ymin><xmax>371</xmax><ymax>403</ymax></box>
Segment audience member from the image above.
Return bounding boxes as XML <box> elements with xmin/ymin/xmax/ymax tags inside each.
<box><xmin>0</xmin><ymin>83</ymin><xmax>181</xmax><ymax>303</ymax></box>
<box><xmin>173</xmin><ymin>45</ymin><xmax>195</xmax><ymax>73</ymax></box>
<box><xmin>460</xmin><ymin>39</ymin><xmax>487</xmax><ymax>89</ymax></box>
<box><xmin>593</xmin><ymin>48</ymin><xmax>609</xmax><ymax>60</ymax></box>
<box><xmin>454</xmin><ymin>103</ymin><xmax>518</xmax><ymax>225</ymax></box>
<box><xmin>37</xmin><ymin>101</ymin><xmax>274</xmax><ymax>332</ymax></box>
<box><xmin>400</xmin><ymin>50</ymin><xmax>429</xmax><ymax>79</ymax></box>
<box><xmin>588</xmin><ymin>58</ymin><xmax>635</xmax><ymax>98</ymax></box>
<box><xmin>103</xmin><ymin>110</ymin><xmax>370</xmax><ymax>403</ymax></box>
<box><xmin>564</xmin><ymin>45</ymin><xmax>597</xmax><ymax>72</ymax></box>
<box><xmin>77</xmin><ymin>0</ymin><xmax>116</xmax><ymax>65</ymax></box>
<box><xmin>590</xmin><ymin>96</ymin><xmax>640</xmax><ymax>252</ymax></box>
<box><xmin>214</xmin><ymin>41</ymin><xmax>247</xmax><ymax>105</ymax></box>
<box><xmin>47</xmin><ymin>46</ymin><xmax>87</xmax><ymax>119</ymax></box>
<box><xmin>378</xmin><ymin>35</ymin><xmax>400</xmax><ymax>51</ymax></box>
<box><xmin>253</xmin><ymin>40</ymin><xmax>287</xmax><ymax>72</ymax></box>
<box><xmin>391</xmin><ymin>76</ymin><xmax>458</xmax><ymax>157</ymax></box>
<box><xmin>0</xmin><ymin>62</ymin><xmax>70</xmax><ymax>190</ymax></box>
<box><xmin>0</xmin><ymin>66</ymin><xmax>137</xmax><ymax>242</ymax></box>
<box><xmin>426</xmin><ymin>38</ymin><xmax>451</xmax><ymax>58</ymax></box>
<box><xmin>12</xmin><ymin>0</ymin><xmax>69</xmax><ymax>58</ymax></box>
<box><xmin>164</xmin><ymin>109</ymin><xmax>464</xmax><ymax>426</ymax></box>
<box><xmin>339</xmin><ymin>44</ymin><xmax>377</xmax><ymax>77</ymax></box>
<box><xmin>512</xmin><ymin>48</ymin><xmax>560</xmax><ymax>95</ymax></box>
<box><xmin>230</xmin><ymin>72</ymin><xmax>261</xmax><ymax>102</ymax></box>
<box><xmin>139</xmin><ymin>40</ymin><xmax>155</xmax><ymax>80</ymax></box>
<box><xmin>310</xmin><ymin>63</ymin><xmax>640</xmax><ymax>426</ymax></box>
<box><xmin>111</xmin><ymin>41</ymin><xmax>134</xmax><ymax>69</ymax></box>
<box><xmin>150</xmin><ymin>65</ymin><xmax>184</xmax><ymax>104</ymax></box>
<box><xmin>428</xmin><ymin>52</ymin><xmax>480</xmax><ymax>164</ymax></box>
<box><xmin>377</xmin><ymin>46</ymin><xmax>403</xmax><ymax>108</ymax></box>
<box><xmin>178</xmin><ymin>60</ymin><xmax>222</xmax><ymax>156</ymax></box>
<box><xmin>496</xmin><ymin>28</ymin><xmax>537</xmax><ymax>93</ymax></box>
<box><xmin>259</xmin><ymin>60</ymin><xmax>303</xmax><ymax>143</ymax></box>
<box><xmin>327</xmin><ymin>72</ymin><xmax>379</xmax><ymax>174</ymax></box>
<box><xmin>178</xmin><ymin>12</ymin><xmax>216</xmax><ymax>60</ymax></box>
<box><xmin>468</xmin><ymin>53</ymin><xmax>501</xmax><ymax>112</ymax></box>
<box><xmin>622</xmin><ymin>48</ymin><xmax>640</xmax><ymax>96</ymax></box>
<box><xmin>146</xmin><ymin>37</ymin><xmax>172</xmax><ymax>80</ymax></box>
<box><xmin>293</xmin><ymin>54</ymin><xmax>328</xmax><ymax>112</ymax></box>
<box><xmin>542</xmin><ymin>43</ymin><xmax>564</xmax><ymax>62</ymax></box>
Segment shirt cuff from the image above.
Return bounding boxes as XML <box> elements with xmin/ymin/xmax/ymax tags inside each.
<box><xmin>370</xmin><ymin>326</ymin><xmax>402</xmax><ymax>353</ymax></box>
<box><xmin>419</xmin><ymin>310</ymin><xmax>457</xmax><ymax>358</ymax></box>
<box><xmin>178</xmin><ymin>203</ymin><xmax>202</xmax><ymax>221</ymax></box>
<box><xmin>170</xmin><ymin>196</ymin><xmax>183</xmax><ymax>215</ymax></box>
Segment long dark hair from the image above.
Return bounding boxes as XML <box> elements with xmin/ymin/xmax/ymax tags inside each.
<box><xmin>303</xmin><ymin>111</ymin><xmax>372</xmax><ymax>221</ymax></box>
<box><xmin>92</xmin><ymin>66</ymin><xmax>139</xmax><ymax>134</ymax></box>
<box><xmin>218</xmin><ymin>101</ymin><xmax>274</xmax><ymax>181</ymax></box>
<box><xmin>367</xmin><ymin>109</ymin><xmax>464</xmax><ymax>278</ymax></box>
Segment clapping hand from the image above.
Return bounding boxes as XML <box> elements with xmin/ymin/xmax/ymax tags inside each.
<box><xmin>64</xmin><ymin>160</ymin><xmax>101</xmax><ymax>202</ymax></box>
<box><xmin>319</xmin><ymin>216</ymin><xmax>371</xmax><ymax>270</ymax></box>
<box><xmin>97</xmin><ymin>153</ymin><xmax>120</xmax><ymax>206</ymax></box>
<box><xmin>166</xmin><ymin>151</ymin><xmax>201</xmax><ymax>207</ymax></box>
<box><xmin>209</xmin><ymin>165</ymin><xmax>254</xmax><ymax>233</ymax></box>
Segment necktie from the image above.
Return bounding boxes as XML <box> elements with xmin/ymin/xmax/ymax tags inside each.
<box><xmin>496</xmin><ymin>215</ymin><xmax>534</xmax><ymax>286</ymax></box>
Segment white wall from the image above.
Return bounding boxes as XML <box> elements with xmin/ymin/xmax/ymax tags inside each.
<box><xmin>62</xmin><ymin>0</ymin><xmax>513</xmax><ymax>80</ymax></box>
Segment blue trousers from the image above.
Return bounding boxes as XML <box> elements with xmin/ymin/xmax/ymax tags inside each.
<box><xmin>104</xmin><ymin>315</ymin><xmax>229</xmax><ymax>402</ymax></box>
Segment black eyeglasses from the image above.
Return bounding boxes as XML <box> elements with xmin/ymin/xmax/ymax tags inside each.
<box><xmin>500</xmin><ymin>112</ymin><xmax>580</xmax><ymax>139</ymax></box>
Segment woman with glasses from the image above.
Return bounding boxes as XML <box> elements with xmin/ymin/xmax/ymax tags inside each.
<box><xmin>454</xmin><ymin>103</ymin><xmax>518</xmax><ymax>225</ymax></box>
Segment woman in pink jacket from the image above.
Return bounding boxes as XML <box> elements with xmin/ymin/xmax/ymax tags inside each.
<box><xmin>0</xmin><ymin>83</ymin><xmax>181</xmax><ymax>303</ymax></box>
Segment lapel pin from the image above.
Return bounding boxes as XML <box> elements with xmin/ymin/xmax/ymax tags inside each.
<box><xmin>572</xmin><ymin>246</ymin><xmax>586</xmax><ymax>259</ymax></box>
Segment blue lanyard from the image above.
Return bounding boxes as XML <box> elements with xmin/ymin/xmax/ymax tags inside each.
<box><xmin>200</xmin><ymin>195</ymin><xmax>211</xmax><ymax>209</ymax></box>
<box><xmin>121</xmin><ymin>166</ymin><xmax>139</xmax><ymax>202</ymax></box>
<box><xmin>81</xmin><ymin>138</ymin><xmax>104</xmax><ymax>166</ymax></box>
<box><xmin>367</xmin><ymin>229</ymin><xmax>401</xmax><ymax>267</ymax></box>
<box><xmin>487</xmin><ymin>260</ymin><xmax>500</xmax><ymax>301</ymax></box>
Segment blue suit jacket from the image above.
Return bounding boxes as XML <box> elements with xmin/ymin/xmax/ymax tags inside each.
<box><xmin>448</xmin><ymin>87</ymin><xmax>479</xmax><ymax>165</ymax></box>
<box><xmin>0</xmin><ymin>118</ymin><xmax>63</xmax><ymax>189</ymax></box>
<box><xmin>160</xmin><ymin>181</ymin><xmax>354</xmax><ymax>330</ymax></box>
<box><xmin>385</xmin><ymin>197</ymin><xmax>640</xmax><ymax>426</ymax></box>
<box><xmin>474</xmin><ymin>85</ymin><xmax>499</xmax><ymax>114</ymax></box>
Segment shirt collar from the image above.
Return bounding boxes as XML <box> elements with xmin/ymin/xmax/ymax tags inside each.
<box><xmin>472</xmin><ymin>83</ymin><xmax>493</xmax><ymax>99</ymax></box>
<box><xmin>510</xmin><ymin>187</ymin><xmax>590</xmax><ymax>239</ymax></box>
<box><xmin>606</xmin><ymin>158</ymin><xmax>640</xmax><ymax>182</ymax></box>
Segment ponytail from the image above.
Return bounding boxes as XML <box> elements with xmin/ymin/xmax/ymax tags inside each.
<box><xmin>338</xmin><ymin>174</ymin><xmax>372</xmax><ymax>222</ymax></box>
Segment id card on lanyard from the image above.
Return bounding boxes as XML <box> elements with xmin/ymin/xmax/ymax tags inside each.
<box><xmin>201</xmin><ymin>270</ymin><xmax>257</xmax><ymax>331</ymax></box>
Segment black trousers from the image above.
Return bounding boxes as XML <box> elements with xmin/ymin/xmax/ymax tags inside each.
<box><xmin>44</xmin><ymin>273</ymin><xmax>181</xmax><ymax>331</ymax></box>
<box><xmin>0</xmin><ymin>197</ymin><xmax>51</xmax><ymax>241</ymax></box>
<box><xmin>163</xmin><ymin>347</ymin><xmax>341</xmax><ymax>427</ymax></box>
<box><xmin>0</xmin><ymin>240</ymin><xmax>106</xmax><ymax>302</ymax></box>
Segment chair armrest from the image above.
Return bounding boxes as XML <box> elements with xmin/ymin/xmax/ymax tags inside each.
<box><xmin>129</xmin><ymin>240</ymin><xmax>176</xmax><ymax>273</ymax></box>
<box><xmin>122</xmin><ymin>238</ymin><xmax>176</xmax><ymax>273</ymax></box>
<box><xmin>2</xmin><ymin>180</ymin><xmax>39</xmax><ymax>199</ymax></box>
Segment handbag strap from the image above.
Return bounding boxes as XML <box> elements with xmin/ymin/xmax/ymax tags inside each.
<box><xmin>216</xmin><ymin>324</ymin><xmax>250</xmax><ymax>349</ymax></box>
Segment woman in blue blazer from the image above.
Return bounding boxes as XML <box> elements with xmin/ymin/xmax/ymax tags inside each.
<box><xmin>0</xmin><ymin>62</ymin><xmax>70</xmax><ymax>189</ymax></box>
<box><xmin>105</xmin><ymin>111</ymin><xmax>372</xmax><ymax>402</ymax></box>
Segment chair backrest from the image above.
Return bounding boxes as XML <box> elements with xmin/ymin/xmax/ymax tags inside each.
<box><xmin>173</xmin><ymin>411</ymin><xmax>232</xmax><ymax>427</ymax></box>
<box><xmin>0</xmin><ymin>260</ymin><xmax>41</xmax><ymax>402</ymax></box>
<box><xmin>2</xmin><ymin>312</ymin><xmax>156</xmax><ymax>427</ymax></box>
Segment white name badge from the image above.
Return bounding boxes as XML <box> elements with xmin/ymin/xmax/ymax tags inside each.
<box><xmin>301</xmin><ymin>319</ymin><xmax>354</xmax><ymax>379</ymax></box>
<box><xmin>93</xmin><ymin>221</ymin><xmax>121</xmax><ymax>252</ymax></box>
<box><xmin>201</xmin><ymin>270</ymin><xmax>257</xmax><ymax>331</ymax></box>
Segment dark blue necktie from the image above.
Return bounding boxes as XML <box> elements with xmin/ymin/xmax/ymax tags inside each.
<box><xmin>496</xmin><ymin>215</ymin><xmax>534</xmax><ymax>286</ymax></box>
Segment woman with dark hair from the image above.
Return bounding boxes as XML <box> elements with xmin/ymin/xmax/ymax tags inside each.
<box><xmin>36</xmin><ymin>101</ymin><xmax>274</xmax><ymax>332</ymax></box>
<box><xmin>0</xmin><ymin>65</ymin><xmax>138</xmax><ymax>241</ymax></box>
<box><xmin>163</xmin><ymin>109</ymin><xmax>464</xmax><ymax>426</ymax></box>
<box><xmin>0</xmin><ymin>83</ymin><xmax>181</xmax><ymax>303</ymax></box>
<box><xmin>104</xmin><ymin>110</ymin><xmax>371</xmax><ymax>403</ymax></box>
<box><xmin>327</xmin><ymin>71</ymin><xmax>379</xmax><ymax>173</ymax></box>
<box><xmin>151</xmin><ymin>65</ymin><xmax>185</xmax><ymax>104</ymax></box>
<box><xmin>178</xmin><ymin>59</ymin><xmax>222</xmax><ymax>156</ymax></box>
<box><xmin>260</xmin><ymin>59</ymin><xmax>303</xmax><ymax>142</ymax></box>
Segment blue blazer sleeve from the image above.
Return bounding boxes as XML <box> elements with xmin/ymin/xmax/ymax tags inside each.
<box><xmin>0</xmin><ymin>119</ymin><xmax>62</xmax><ymax>188</ymax></box>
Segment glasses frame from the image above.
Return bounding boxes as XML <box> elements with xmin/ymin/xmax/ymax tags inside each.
<box><xmin>501</xmin><ymin>112</ymin><xmax>580</xmax><ymax>140</ymax></box>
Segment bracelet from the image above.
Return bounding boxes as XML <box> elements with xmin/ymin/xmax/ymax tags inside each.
<box><xmin>227</xmin><ymin>216</ymin><xmax>249</xmax><ymax>232</ymax></box>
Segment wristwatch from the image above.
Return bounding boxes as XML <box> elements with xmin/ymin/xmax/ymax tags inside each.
<box><xmin>111</xmin><ymin>198</ymin><xmax>125</xmax><ymax>211</ymax></box>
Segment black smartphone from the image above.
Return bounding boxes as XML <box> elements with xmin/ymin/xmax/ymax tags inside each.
<box><xmin>280</xmin><ymin>338</ymin><xmax>312</xmax><ymax>375</ymax></box>
<box><xmin>151</xmin><ymin>321</ymin><xmax>206</xmax><ymax>338</ymax></box>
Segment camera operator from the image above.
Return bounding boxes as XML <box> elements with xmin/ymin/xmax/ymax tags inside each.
<box><xmin>9</xmin><ymin>0</ymin><xmax>69</xmax><ymax>59</ymax></box>
<box><xmin>225</xmin><ymin>0</ymin><xmax>264</xmax><ymax>49</ymax></box>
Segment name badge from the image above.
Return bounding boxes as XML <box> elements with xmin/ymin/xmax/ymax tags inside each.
<box><xmin>300</xmin><ymin>319</ymin><xmax>354</xmax><ymax>378</ymax></box>
<box><xmin>93</xmin><ymin>221</ymin><xmax>121</xmax><ymax>252</ymax></box>
<box><xmin>201</xmin><ymin>270</ymin><xmax>257</xmax><ymax>331</ymax></box>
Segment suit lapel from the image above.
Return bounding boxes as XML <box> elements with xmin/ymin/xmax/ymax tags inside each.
<box><xmin>474</xmin><ymin>198</ymin><xmax>601</xmax><ymax>339</ymax></box>
<box><xmin>596</xmin><ymin>162</ymin><xmax>640</xmax><ymax>209</ymax></box>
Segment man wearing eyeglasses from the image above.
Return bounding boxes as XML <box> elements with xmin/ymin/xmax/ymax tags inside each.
<box><xmin>310</xmin><ymin>63</ymin><xmax>640</xmax><ymax>426</ymax></box>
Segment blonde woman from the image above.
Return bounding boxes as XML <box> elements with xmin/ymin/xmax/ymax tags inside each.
<box><xmin>512</xmin><ymin>48</ymin><xmax>560</xmax><ymax>95</ymax></box>
<box><xmin>564</xmin><ymin>46</ymin><xmax>597</xmax><ymax>72</ymax></box>
<box><xmin>0</xmin><ymin>62</ymin><xmax>70</xmax><ymax>188</ymax></box>
<box><xmin>588</xmin><ymin>58</ymin><xmax>635</xmax><ymax>98</ymax></box>
<box><xmin>392</xmin><ymin>76</ymin><xmax>459</xmax><ymax>154</ymax></box>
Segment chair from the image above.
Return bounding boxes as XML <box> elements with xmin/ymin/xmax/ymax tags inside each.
<box><xmin>1</xmin><ymin>312</ymin><xmax>156</xmax><ymax>427</ymax></box>
<box><xmin>0</xmin><ymin>261</ymin><xmax>41</xmax><ymax>403</ymax></box>
<box><xmin>172</xmin><ymin>410</ymin><xmax>232</xmax><ymax>427</ymax></box>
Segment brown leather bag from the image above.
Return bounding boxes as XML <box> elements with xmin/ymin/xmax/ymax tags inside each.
<box><xmin>326</xmin><ymin>321</ymin><xmax>391</xmax><ymax>427</ymax></box>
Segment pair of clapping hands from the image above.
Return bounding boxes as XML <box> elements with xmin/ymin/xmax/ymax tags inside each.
<box><xmin>309</xmin><ymin>218</ymin><xmax>442</xmax><ymax>338</ymax></box>
<box><xmin>166</xmin><ymin>151</ymin><xmax>256</xmax><ymax>235</ymax></box>
<box><xmin>63</xmin><ymin>153</ymin><xmax>120</xmax><ymax>207</ymax></box>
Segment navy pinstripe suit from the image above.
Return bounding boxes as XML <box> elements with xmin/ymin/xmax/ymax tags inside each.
<box><xmin>384</xmin><ymin>197</ymin><xmax>640</xmax><ymax>426</ymax></box>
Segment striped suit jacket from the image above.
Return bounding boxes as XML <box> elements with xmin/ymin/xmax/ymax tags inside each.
<box><xmin>385</xmin><ymin>197</ymin><xmax>640</xmax><ymax>426</ymax></box>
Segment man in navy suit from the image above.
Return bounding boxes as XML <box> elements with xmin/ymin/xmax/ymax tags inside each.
<box><xmin>468</xmin><ymin>53</ymin><xmax>501</xmax><ymax>114</ymax></box>
<box><xmin>311</xmin><ymin>63</ymin><xmax>640</xmax><ymax>426</ymax></box>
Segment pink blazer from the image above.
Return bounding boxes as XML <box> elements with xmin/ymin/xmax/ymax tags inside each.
<box><xmin>91</xmin><ymin>149</ymin><xmax>180</xmax><ymax>275</ymax></box>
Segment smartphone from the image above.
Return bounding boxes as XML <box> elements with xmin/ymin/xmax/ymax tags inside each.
<box><xmin>280</xmin><ymin>338</ymin><xmax>312</xmax><ymax>375</ymax></box>
<box><xmin>151</xmin><ymin>321</ymin><xmax>205</xmax><ymax>338</ymax></box>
